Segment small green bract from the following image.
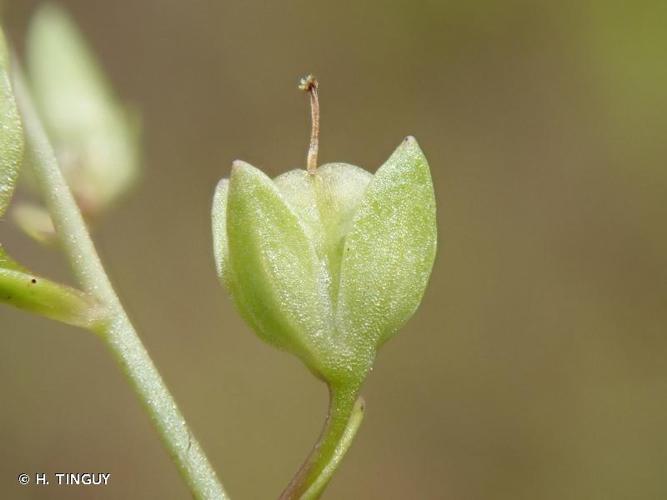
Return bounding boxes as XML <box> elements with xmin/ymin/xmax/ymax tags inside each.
<box><xmin>212</xmin><ymin>137</ymin><xmax>437</xmax><ymax>388</ymax></box>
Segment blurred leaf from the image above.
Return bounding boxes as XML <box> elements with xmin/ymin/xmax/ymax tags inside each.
<box><xmin>0</xmin><ymin>28</ymin><xmax>24</xmax><ymax>217</ymax></box>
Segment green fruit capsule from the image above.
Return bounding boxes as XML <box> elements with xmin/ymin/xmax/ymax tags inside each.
<box><xmin>212</xmin><ymin>137</ymin><xmax>437</xmax><ymax>387</ymax></box>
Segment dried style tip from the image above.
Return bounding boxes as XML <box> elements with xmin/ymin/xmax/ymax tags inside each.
<box><xmin>298</xmin><ymin>74</ymin><xmax>318</xmax><ymax>92</ymax></box>
<box><xmin>299</xmin><ymin>74</ymin><xmax>320</xmax><ymax>175</ymax></box>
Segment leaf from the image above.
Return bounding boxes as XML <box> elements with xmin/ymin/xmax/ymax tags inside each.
<box><xmin>336</xmin><ymin>137</ymin><xmax>437</xmax><ymax>350</ymax></box>
<box><xmin>0</xmin><ymin>29</ymin><xmax>24</xmax><ymax>217</ymax></box>
<box><xmin>0</xmin><ymin>246</ymin><xmax>99</xmax><ymax>329</ymax></box>
<box><xmin>225</xmin><ymin>161</ymin><xmax>335</xmax><ymax>377</ymax></box>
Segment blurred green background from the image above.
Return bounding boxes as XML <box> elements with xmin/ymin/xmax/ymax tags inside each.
<box><xmin>2</xmin><ymin>0</ymin><xmax>667</xmax><ymax>498</ymax></box>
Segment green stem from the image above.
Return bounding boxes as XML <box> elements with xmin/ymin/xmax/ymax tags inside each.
<box><xmin>280</xmin><ymin>384</ymin><xmax>365</xmax><ymax>500</ymax></box>
<box><xmin>13</xmin><ymin>66</ymin><xmax>228</xmax><ymax>499</ymax></box>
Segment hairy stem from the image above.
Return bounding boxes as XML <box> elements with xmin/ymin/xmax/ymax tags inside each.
<box><xmin>13</xmin><ymin>67</ymin><xmax>228</xmax><ymax>499</ymax></box>
<box><xmin>280</xmin><ymin>385</ymin><xmax>365</xmax><ymax>500</ymax></box>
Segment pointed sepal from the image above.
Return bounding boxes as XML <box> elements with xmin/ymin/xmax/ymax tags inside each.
<box><xmin>225</xmin><ymin>161</ymin><xmax>335</xmax><ymax>377</ymax></box>
<box><xmin>336</xmin><ymin>137</ymin><xmax>437</xmax><ymax>349</ymax></box>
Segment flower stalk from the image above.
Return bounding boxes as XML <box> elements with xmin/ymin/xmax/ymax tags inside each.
<box><xmin>280</xmin><ymin>385</ymin><xmax>365</xmax><ymax>500</ymax></box>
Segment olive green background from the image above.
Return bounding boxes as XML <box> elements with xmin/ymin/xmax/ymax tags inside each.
<box><xmin>2</xmin><ymin>0</ymin><xmax>666</xmax><ymax>498</ymax></box>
